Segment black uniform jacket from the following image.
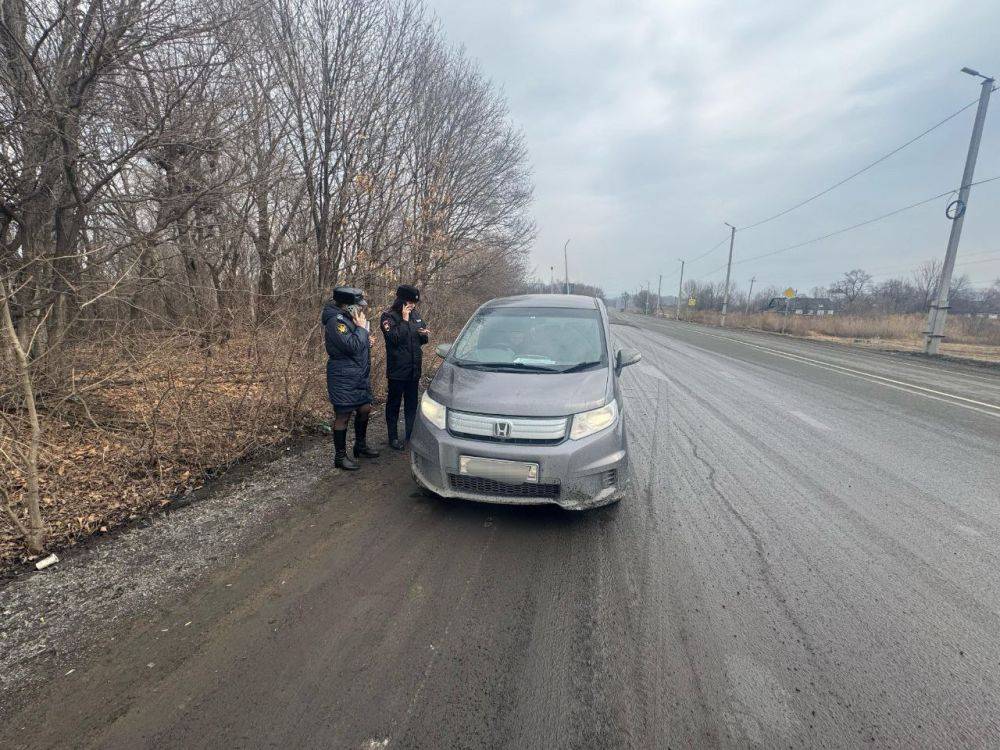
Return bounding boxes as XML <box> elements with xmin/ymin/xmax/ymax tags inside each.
<box><xmin>380</xmin><ymin>307</ymin><xmax>428</xmax><ymax>381</ymax></box>
<box><xmin>322</xmin><ymin>302</ymin><xmax>372</xmax><ymax>407</ymax></box>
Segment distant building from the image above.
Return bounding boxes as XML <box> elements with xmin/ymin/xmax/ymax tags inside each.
<box><xmin>764</xmin><ymin>296</ymin><xmax>836</xmax><ymax>315</ymax></box>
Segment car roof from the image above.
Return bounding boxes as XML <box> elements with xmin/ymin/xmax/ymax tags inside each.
<box><xmin>482</xmin><ymin>294</ymin><xmax>601</xmax><ymax>310</ymax></box>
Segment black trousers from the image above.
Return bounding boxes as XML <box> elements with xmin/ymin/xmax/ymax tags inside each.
<box><xmin>386</xmin><ymin>379</ymin><xmax>419</xmax><ymax>441</ymax></box>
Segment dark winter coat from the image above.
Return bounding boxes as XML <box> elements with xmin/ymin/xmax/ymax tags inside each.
<box><xmin>322</xmin><ymin>302</ymin><xmax>372</xmax><ymax>407</ymax></box>
<box><xmin>380</xmin><ymin>306</ymin><xmax>428</xmax><ymax>381</ymax></box>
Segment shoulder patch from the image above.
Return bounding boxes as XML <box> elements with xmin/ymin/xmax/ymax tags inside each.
<box><xmin>337</xmin><ymin>322</ymin><xmax>348</xmax><ymax>334</ymax></box>
<box><xmin>382</xmin><ymin>319</ymin><xmax>391</xmax><ymax>331</ymax></box>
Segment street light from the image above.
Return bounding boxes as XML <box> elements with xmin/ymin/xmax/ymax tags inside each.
<box><xmin>923</xmin><ymin>66</ymin><xmax>995</xmax><ymax>354</ymax></box>
<box><xmin>720</xmin><ymin>222</ymin><xmax>736</xmax><ymax>327</ymax></box>
<box><xmin>563</xmin><ymin>239</ymin><xmax>571</xmax><ymax>294</ymax></box>
<box><xmin>961</xmin><ymin>67</ymin><xmax>994</xmax><ymax>82</ymax></box>
<box><xmin>675</xmin><ymin>259</ymin><xmax>685</xmax><ymax>320</ymax></box>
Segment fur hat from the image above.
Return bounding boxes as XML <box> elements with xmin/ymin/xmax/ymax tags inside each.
<box><xmin>396</xmin><ymin>284</ymin><xmax>420</xmax><ymax>303</ymax></box>
<box><xmin>333</xmin><ymin>286</ymin><xmax>366</xmax><ymax>306</ymax></box>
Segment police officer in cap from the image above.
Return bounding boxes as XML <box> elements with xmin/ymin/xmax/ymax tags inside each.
<box><xmin>322</xmin><ymin>286</ymin><xmax>380</xmax><ymax>469</ymax></box>
<box><xmin>380</xmin><ymin>284</ymin><xmax>429</xmax><ymax>450</ymax></box>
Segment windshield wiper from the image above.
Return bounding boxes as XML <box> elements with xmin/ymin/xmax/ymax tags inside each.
<box><xmin>558</xmin><ymin>360</ymin><xmax>604</xmax><ymax>373</ymax></box>
<box><xmin>456</xmin><ymin>360</ymin><xmax>559</xmax><ymax>372</ymax></box>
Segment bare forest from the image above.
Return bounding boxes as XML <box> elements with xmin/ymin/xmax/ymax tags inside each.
<box><xmin>1</xmin><ymin>0</ymin><xmax>534</xmax><ymax>564</ymax></box>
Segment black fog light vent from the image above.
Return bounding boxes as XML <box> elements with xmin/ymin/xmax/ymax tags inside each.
<box><xmin>448</xmin><ymin>474</ymin><xmax>560</xmax><ymax>499</ymax></box>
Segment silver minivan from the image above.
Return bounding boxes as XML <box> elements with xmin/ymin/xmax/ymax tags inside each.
<box><xmin>410</xmin><ymin>294</ymin><xmax>641</xmax><ymax>509</ymax></box>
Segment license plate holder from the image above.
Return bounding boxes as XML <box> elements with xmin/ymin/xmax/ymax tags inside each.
<box><xmin>458</xmin><ymin>456</ymin><xmax>539</xmax><ymax>484</ymax></box>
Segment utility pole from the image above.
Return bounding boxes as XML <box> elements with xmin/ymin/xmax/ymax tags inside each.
<box><xmin>656</xmin><ymin>274</ymin><xmax>662</xmax><ymax>316</ymax></box>
<box><xmin>676</xmin><ymin>260</ymin><xmax>685</xmax><ymax>320</ymax></box>
<box><xmin>744</xmin><ymin>276</ymin><xmax>756</xmax><ymax>315</ymax></box>
<box><xmin>720</xmin><ymin>222</ymin><xmax>736</xmax><ymax>327</ymax></box>
<box><xmin>924</xmin><ymin>68</ymin><xmax>994</xmax><ymax>355</ymax></box>
<box><xmin>550</xmin><ymin>266</ymin><xmax>555</xmax><ymax>294</ymax></box>
<box><xmin>563</xmin><ymin>240</ymin><xmax>571</xmax><ymax>295</ymax></box>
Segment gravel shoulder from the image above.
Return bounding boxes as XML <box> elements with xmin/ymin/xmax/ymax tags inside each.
<box><xmin>0</xmin><ymin>427</ymin><xmax>385</xmax><ymax>726</ymax></box>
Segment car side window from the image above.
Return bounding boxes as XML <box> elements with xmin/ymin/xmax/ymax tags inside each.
<box><xmin>454</xmin><ymin>316</ymin><xmax>484</xmax><ymax>359</ymax></box>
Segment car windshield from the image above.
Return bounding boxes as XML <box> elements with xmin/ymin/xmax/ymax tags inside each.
<box><xmin>450</xmin><ymin>306</ymin><xmax>607</xmax><ymax>372</ymax></box>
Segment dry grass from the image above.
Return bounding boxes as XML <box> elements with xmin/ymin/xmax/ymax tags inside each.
<box><xmin>1</xmin><ymin>323</ymin><xmax>328</xmax><ymax>569</ymax></box>
<box><xmin>1</xmin><ymin>279</ymin><xmax>496</xmax><ymax>569</ymax></box>
<box><xmin>671</xmin><ymin>311</ymin><xmax>1000</xmax><ymax>362</ymax></box>
<box><xmin>802</xmin><ymin>334</ymin><xmax>1000</xmax><ymax>363</ymax></box>
<box><xmin>0</xmin><ymin>300</ymin><xmax>466</xmax><ymax>570</ymax></box>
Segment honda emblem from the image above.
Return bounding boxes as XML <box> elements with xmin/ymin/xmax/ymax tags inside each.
<box><xmin>493</xmin><ymin>421</ymin><xmax>512</xmax><ymax>439</ymax></box>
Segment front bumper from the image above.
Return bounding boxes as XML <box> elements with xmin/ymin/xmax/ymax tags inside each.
<box><xmin>409</xmin><ymin>409</ymin><xmax>628</xmax><ymax>510</ymax></box>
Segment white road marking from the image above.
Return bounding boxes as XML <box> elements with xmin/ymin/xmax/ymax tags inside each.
<box><xmin>675</xmin><ymin>327</ymin><xmax>1000</xmax><ymax>419</ymax></box>
<box><xmin>789</xmin><ymin>410</ymin><xmax>831</xmax><ymax>430</ymax></box>
<box><xmin>630</xmin><ymin>314</ymin><xmax>999</xmax><ymax>384</ymax></box>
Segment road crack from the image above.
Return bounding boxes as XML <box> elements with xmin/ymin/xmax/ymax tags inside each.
<box><xmin>677</xmin><ymin>425</ymin><xmax>861</xmax><ymax>739</ymax></box>
<box><xmin>680</xmin><ymin>428</ymin><xmax>814</xmax><ymax>656</ymax></box>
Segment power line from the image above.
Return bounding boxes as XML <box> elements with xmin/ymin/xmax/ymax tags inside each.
<box><xmin>642</xmin><ymin>87</ymin><xmax>1000</xmax><ymax>302</ymax></box>
<box><xmin>686</xmin><ymin>236</ymin><xmax>731</xmax><ymax>266</ymax></box>
<box><xmin>826</xmin><ymin>248</ymin><xmax>1000</xmax><ymax>278</ymax></box>
<box><xmin>737</xmin><ymin>92</ymin><xmax>995</xmax><ymax>232</ymax></box>
<box><xmin>956</xmin><ymin>253</ymin><xmax>1000</xmax><ymax>267</ymax></box>
<box><xmin>747</xmin><ymin>250</ymin><xmax>1000</xmax><ymax>290</ymax></box>
<box><xmin>653</xmin><ymin>235</ymin><xmax>730</xmax><ymax>289</ymax></box>
<box><xmin>703</xmin><ymin>174</ymin><xmax>1000</xmax><ymax>275</ymax></box>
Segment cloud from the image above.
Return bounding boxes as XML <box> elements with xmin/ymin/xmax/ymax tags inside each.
<box><xmin>432</xmin><ymin>0</ymin><xmax>1000</xmax><ymax>295</ymax></box>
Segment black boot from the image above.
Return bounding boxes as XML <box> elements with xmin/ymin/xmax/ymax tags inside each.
<box><xmin>403</xmin><ymin>379</ymin><xmax>419</xmax><ymax>443</ymax></box>
<box><xmin>353</xmin><ymin>419</ymin><xmax>380</xmax><ymax>458</ymax></box>
<box><xmin>387</xmin><ymin>423</ymin><xmax>404</xmax><ymax>451</ymax></box>
<box><xmin>334</xmin><ymin>429</ymin><xmax>359</xmax><ymax>470</ymax></box>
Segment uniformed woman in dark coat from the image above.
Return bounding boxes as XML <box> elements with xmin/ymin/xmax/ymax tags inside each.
<box><xmin>380</xmin><ymin>285</ymin><xmax>429</xmax><ymax>450</ymax></box>
<box><xmin>322</xmin><ymin>286</ymin><xmax>380</xmax><ymax>470</ymax></box>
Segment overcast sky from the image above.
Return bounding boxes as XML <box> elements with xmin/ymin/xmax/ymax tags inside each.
<box><xmin>432</xmin><ymin>0</ymin><xmax>1000</xmax><ymax>299</ymax></box>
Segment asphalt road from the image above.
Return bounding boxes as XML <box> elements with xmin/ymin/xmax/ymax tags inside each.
<box><xmin>4</xmin><ymin>316</ymin><xmax>1000</xmax><ymax>748</ymax></box>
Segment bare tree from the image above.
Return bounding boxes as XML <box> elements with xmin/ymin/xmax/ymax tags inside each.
<box><xmin>1</xmin><ymin>0</ymin><xmax>536</xmax><ymax>558</ymax></box>
<box><xmin>0</xmin><ymin>279</ymin><xmax>43</xmax><ymax>552</ymax></box>
<box><xmin>872</xmin><ymin>277</ymin><xmax>915</xmax><ymax>314</ymax></box>
<box><xmin>912</xmin><ymin>258</ymin><xmax>942</xmax><ymax>312</ymax></box>
<box><xmin>829</xmin><ymin>269</ymin><xmax>872</xmax><ymax>309</ymax></box>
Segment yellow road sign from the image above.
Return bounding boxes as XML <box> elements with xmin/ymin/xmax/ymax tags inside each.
<box><xmin>687</xmin><ymin>297</ymin><xmax>696</xmax><ymax>307</ymax></box>
<box><xmin>783</xmin><ymin>287</ymin><xmax>795</xmax><ymax>298</ymax></box>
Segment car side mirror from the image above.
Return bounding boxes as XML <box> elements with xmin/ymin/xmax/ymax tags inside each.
<box><xmin>436</xmin><ymin>343</ymin><xmax>453</xmax><ymax>359</ymax></box>
<box><xmin>615</xmin><ymin>347</ymin><xmax>641</xmax><ymax>374</ymax></box>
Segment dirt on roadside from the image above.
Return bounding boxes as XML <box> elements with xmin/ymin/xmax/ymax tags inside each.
<box><xmin>0</xmin><ymin>420</ymin><xmax>399</xmax><ymax>723</ymax></box>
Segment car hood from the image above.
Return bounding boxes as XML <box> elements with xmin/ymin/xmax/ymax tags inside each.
<box><xmin>429</xmin><ymin>362</ymin><xmax>611</xmax><ymax>417</ymax></box>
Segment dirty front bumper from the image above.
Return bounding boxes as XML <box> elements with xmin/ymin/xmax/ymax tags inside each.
<box><xmin>409</xmin><ymin>410</ymin><xmax>628</xmax><ymax>510</ymax></box>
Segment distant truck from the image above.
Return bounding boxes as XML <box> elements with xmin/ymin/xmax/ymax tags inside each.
<box><xmin>763</xmin><ymin>296</ymin><xmax>836</xmax><ymax>315</ymax></box>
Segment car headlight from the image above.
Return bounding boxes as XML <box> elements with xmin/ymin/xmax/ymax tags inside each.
<box><xmin>570</xmin><ymin>400</ymin><xmax>618</xmax><ymax>440</ymax></box>
<box><xmin>420</xmin><ymin>392</ymin><xmax>447</xmax><ymax>430</ymax></box>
